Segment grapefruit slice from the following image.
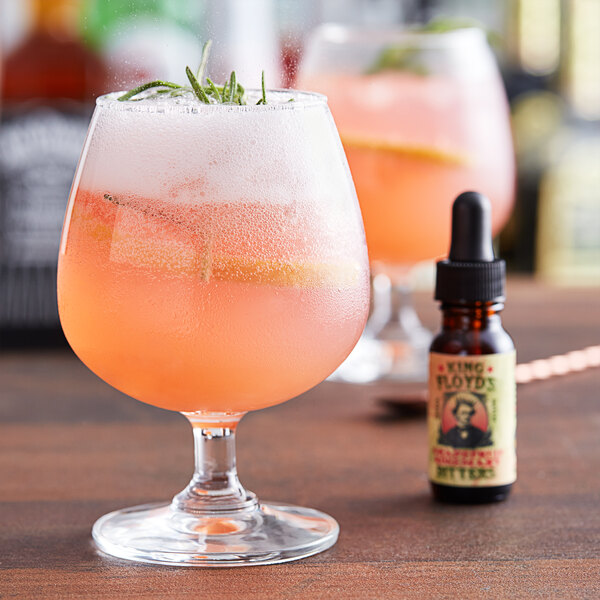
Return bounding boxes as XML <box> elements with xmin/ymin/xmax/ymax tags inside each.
<box><xmin>77</xmin><ymin>199</ymin><xmax>363</xmax><ymax>288</ymax></box>
<box><xmin>341</xmin><ymin>134</ymin><xmax>471</xmax><ymax>166</ymax></box>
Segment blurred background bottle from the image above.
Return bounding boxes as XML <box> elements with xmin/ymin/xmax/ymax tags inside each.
<box><xmin>532</xmin><ymin>0</ymin><xmax>600</xmax><ymax>286</ymax></box>
<box><xmin>501</xmin><ymin>0</ymin><xmax>599</xmax><ymax>284</ymax></box>
<box><xmin>0</xmin><ymin>0</ymin><xmax>105</xmax><ymax>348</ymax></box>
<box><xmin>202</xmin><ymin>0</ymin><xmax>280</xmax><ymax>88</ymax></box>
<box><xmin>82</xmin><ymin>0</ymin><xmax>283</xmax><ymax>91</ymax></box>
<box><xmin>79</xmin><ymin>0</ymin><xmax>203</xmax><ymax>88</ymax></box>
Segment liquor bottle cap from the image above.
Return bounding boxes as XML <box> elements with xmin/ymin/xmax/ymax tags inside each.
<box><xmin>435</xmin><ymin>191</ymin><xmax>505</xmax><ymax>303</ymax></box>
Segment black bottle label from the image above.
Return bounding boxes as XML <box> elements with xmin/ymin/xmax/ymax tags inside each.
<box><xmin>0</xmin><ymin>108</ymin><xmax>88</xmax><ymax>326</ymax></box>
<box><xmin>428</xmin><ymin>351</ymin><xmax>517</xmax><ymax>487</ymax></box>
<box><xmin>0</xmin><ymin>108</ymin><xmax>88</xmax><ymax>265</ymax></box>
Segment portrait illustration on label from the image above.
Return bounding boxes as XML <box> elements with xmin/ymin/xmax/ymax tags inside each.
<box><xmin>438</xmin><ymin>391</ymin><xmax>492</xmax><ymax>448</ymax></box>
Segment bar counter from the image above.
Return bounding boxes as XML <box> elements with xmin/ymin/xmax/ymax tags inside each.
<box><xmin>1</xmin><ymin>279</ymin><xmax>599</xmax><ymax>598</ymax></box>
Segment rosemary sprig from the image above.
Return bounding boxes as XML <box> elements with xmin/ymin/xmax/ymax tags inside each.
<box><xmin>104</xmin><ymin>193</ymin><xmax>186</xmax><ymax>227</ymax></box>
<box><xmin>366</xmin><ymin>17</ymin><xmax>499</xmax><ymax>75</ymax></box>
<box><xmin>186</xmin><ymin>66</ymin><xmax>211</xmax><ymax>103</ymax></box>
<box><xmin>118</xmin><ymin>80</ymin><xmax>182</xmax><ymax>101</ymax></box>
<box><xmin>196</xmin><ymin>40</ymin><xmax>212</xmax><ymax>81</ymax></box>
<box><xmin>256</xmin><ymin>71</ymin><xmax>267</xmax><ymax>105</ymax></box>
<box><xmin>117</xmin><ymin>40</ymin><xmax>266</xmax><ymax>105</ymax></box>
<box><xmin>229</xmin><ymin>71</ymin><xmax>237</xmax><ymax>103</ymax></box>
<box><xmin>206</xmin><ymin>77</ymin><xmax>221</xmax><ymax>102</ymax></box>
<box><xmin>366</xmin><ymin>47</ymin><xmax>427</xmax><ymax>76</ymax></box>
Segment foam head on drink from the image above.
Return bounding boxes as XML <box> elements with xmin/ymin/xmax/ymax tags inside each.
<box><xmin>58</xmin><ymin>90</ymin><xmax>370</xmax><ymax>413</ymax></box>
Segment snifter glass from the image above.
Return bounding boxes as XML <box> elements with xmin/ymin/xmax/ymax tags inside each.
<box><xmin>298</xmin><ymin>25</ymin><xmax>515</xmax><ymax>383</ymax></box>
<box><xmin>57</xmin><ymin>89</ymin><xmax>370</xmax><ymax>566</ymax></box>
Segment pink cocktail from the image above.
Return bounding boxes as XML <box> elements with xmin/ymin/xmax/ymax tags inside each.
<box><xmin>298</xmin><ymin>26</ymin><xmax>515</xmax><ymax>381</ymax></box>
<box><xmin>58</xmin><ymin>87</ymin><xmax>370</xmax><ymax>566</ymax></box>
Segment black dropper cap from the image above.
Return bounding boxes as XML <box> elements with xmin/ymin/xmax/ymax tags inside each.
<box><xmin>435</xmin><ymin>191</ymin><xmax>505</xmax><ymax>303</ymax></box>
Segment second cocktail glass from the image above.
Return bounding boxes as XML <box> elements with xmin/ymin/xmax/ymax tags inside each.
<box><xmin>57</xmin><ymin>89</ymin><xmax>370</xmax><ymax>566</ymax></box>
<box><xmin>298</xmin><ymin>25</ymin><xmax>515</xmax><ymax>382</ymax></box>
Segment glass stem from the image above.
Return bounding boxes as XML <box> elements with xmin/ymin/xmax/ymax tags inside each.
<box><xmin>391</xmin><ymin>282</ymin><xmax>424</xmax><ymax>334</ymax></box>
<box><xmin>171</xmin><ymin>412</ymin><xmax>257</xmax><ymax>515</ymax></box>
<box><xmin>369</xmin><ymin>269</ymin><xmax>431</xmax><ymax>345</ymax></box>
<box><xmin>367</xmin><ymin>272</ymin><xmax>393</xmax><ymax>336</ymax></box>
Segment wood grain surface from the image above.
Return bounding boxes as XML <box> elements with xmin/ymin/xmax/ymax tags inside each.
<box><xmin>1</xmin><ymin>279</ymin><xmax>599</xmax><ymax>599</ymax></box>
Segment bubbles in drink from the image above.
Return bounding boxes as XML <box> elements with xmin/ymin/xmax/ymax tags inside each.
<box><xmin>58</xmin><ymin>91</ymin><xmax>370</xmax><ymax>412</ymax></box>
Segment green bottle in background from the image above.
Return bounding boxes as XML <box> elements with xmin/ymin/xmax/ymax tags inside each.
<box><xmin>79</xmin><ymin>0</ymin><xmax>204</xmax><ymax>89</ymax></box>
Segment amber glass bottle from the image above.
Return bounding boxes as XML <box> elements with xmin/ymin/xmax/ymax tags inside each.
<box><xmin>0</xmin><ymin>0</ymin><xmax>105</xmax><ymax>347</ymax></box>
<box><xmin>428</xmin><ymin>192</ymin><xmax>516</xmax><ymax>504</ymax></box>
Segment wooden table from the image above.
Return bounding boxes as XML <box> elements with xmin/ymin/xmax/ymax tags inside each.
<box><xmin>1</xmin><ymin>279</ymin><xmax>599</xmax><ymax>598</ymax></box>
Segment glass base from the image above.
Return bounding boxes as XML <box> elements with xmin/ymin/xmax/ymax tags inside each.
<box><xmin>328</xmin><ymin>334</ymin><xmax>430</xmax><ymax>384</ymax></box>
<box><xmin>328</xmin><ymin>336</ymin><xmax>391</xmax><ymax>383</ymax></box>
<box><xmin>92</xmin><ymin>501</ymin><xmax>339</xmax><ymax>567</ymax></box>
<box><xmin>329</xmin><ymin>271</ymin><xmax>433</xmax><ymax>384</ymax></box>
<box><xmin>375</xmin><ymin>335</ymin><xmax>431</xmax><ymax>382</ymax></box>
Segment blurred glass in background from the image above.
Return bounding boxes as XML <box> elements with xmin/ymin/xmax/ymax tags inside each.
<box><xmin>296</xmin><ymin>24</ymin><xmax>515</xmax><ymax>382</ymax></box>
<box><xmin>0</xmin><ymin>0</ymin><xmax>598</xmax><ymax>349</ymax></box>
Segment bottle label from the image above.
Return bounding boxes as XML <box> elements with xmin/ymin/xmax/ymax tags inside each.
<box><xmin>0</xmin><ymin>109</ymin><xmax>88</xmax><ymax>265</ymax></box>
<box><xmin>428</xmin><ymin>351</ymin><xmax>516</xmax><ymax>487</ymax></box>
<box><xmin>0</xmin><ymin>109</ymin><xmax>88</xmax><ymax>326</ymax></box>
